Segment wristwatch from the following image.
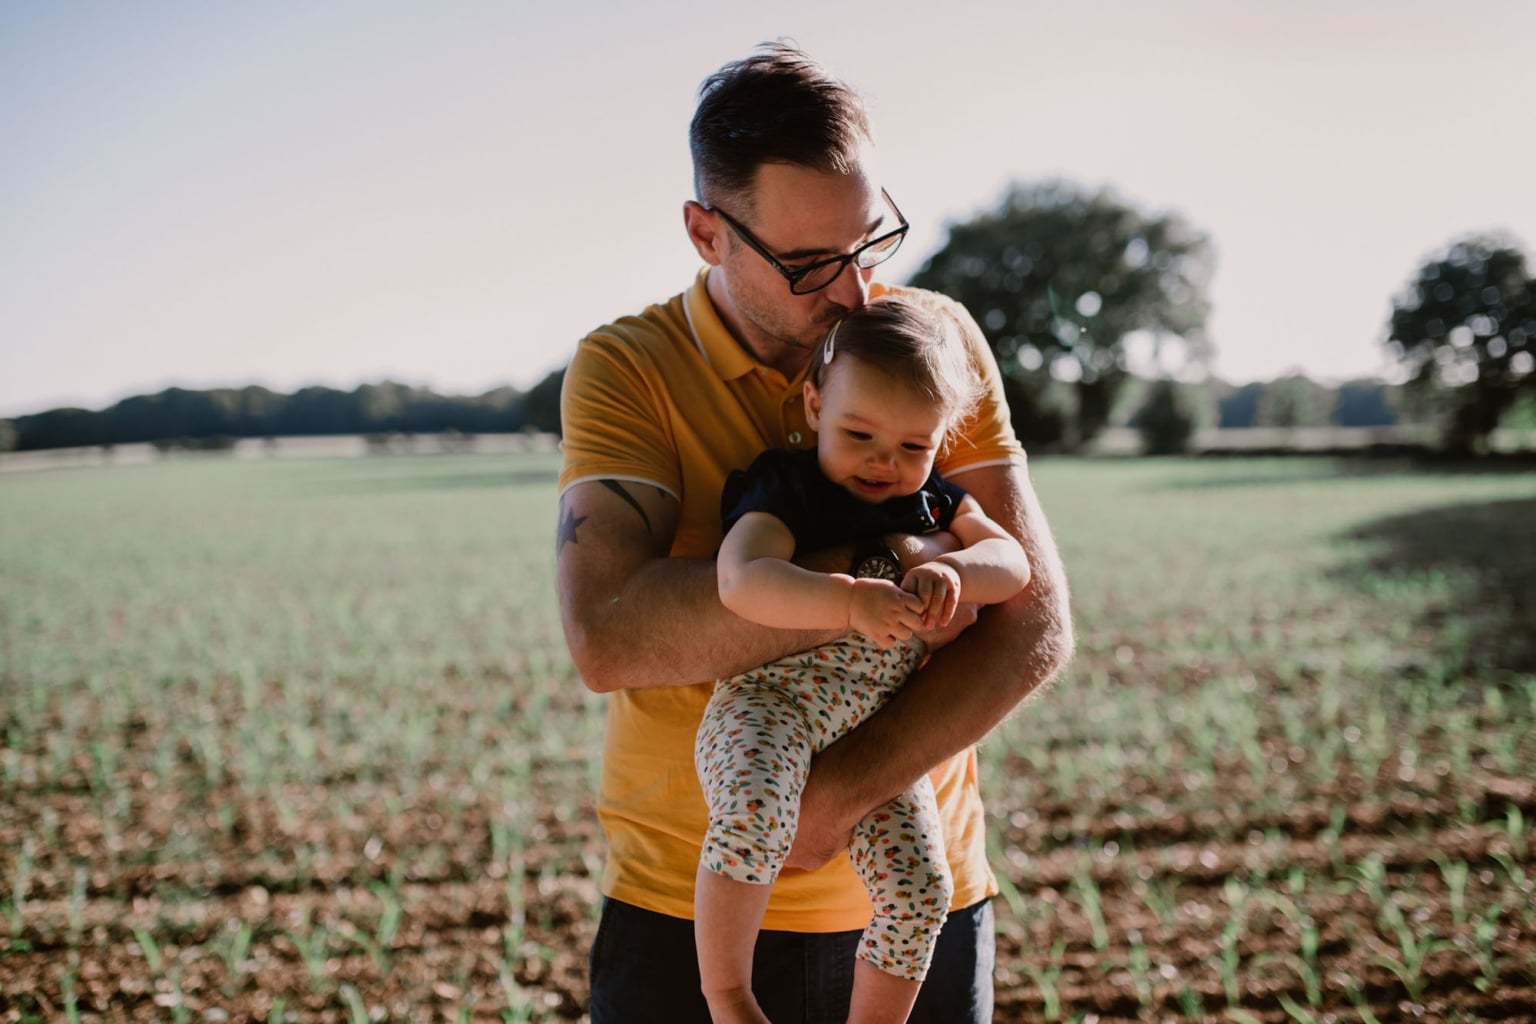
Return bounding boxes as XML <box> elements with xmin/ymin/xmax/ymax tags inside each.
<box><xmin>849</xmin><ymin>538</ymin><xmax>902</xmax><ymax>581</ymax></box>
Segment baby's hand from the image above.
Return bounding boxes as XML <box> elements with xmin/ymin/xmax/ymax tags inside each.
<box><xmin>902</xmin><ymin>560</ymin><xmax>962</xmax><ymax>630</ymax></box>
<box><xmin>847</xmin><ymin>578</ymin><xmax>925</xmax><ymax>648</ymax></box>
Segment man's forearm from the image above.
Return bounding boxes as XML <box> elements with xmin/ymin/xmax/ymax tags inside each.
<box><xmin>573</xmin><ymin>554</ymin><xmax>843</xmax><ymax>692</ymax></box>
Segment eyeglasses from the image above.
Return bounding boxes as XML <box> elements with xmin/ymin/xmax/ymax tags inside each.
<box><xmin>707</xmin><ymin>189</ymin><xmax>909</xmax><ymax>295</ymax></box>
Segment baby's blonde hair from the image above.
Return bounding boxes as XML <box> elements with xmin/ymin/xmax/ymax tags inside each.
<box><xmin>810</xmin><ymin>294</ymin><xmax>983</xmax><ymax>428</ymax></box>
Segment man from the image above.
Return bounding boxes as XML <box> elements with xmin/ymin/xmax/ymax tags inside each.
<box><xmin>557</xmin><ymin>43</ymin><xmax>1073</xmax><ymax>1023</ymax></box>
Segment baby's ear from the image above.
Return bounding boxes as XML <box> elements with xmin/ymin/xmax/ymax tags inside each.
<box><xmin>803</xmin><ymin>380</ymin><xmax>822</xmax><ymax>429</ymax></box>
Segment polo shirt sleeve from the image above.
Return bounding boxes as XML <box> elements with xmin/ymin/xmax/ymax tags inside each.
<box><xmin>558</xmin><ymin>325</ymin><xmax>681</xmax><ymax>499</ymax></box>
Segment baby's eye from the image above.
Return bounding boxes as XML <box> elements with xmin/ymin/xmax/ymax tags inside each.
<box><xmin>846</xmin><ymin>430</ymin><xmax>871</xmax><ymax>441</ymax></box>
<box><xmin>901</xmin><ymin>442</ymin><xmax>933</xmax><ymax>453</ymax></box>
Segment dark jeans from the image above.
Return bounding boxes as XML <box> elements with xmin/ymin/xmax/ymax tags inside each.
<box><xmin>588</xmin><ymin>896</ymin><xmax>995</xmax><ymax>1023</ymax></box>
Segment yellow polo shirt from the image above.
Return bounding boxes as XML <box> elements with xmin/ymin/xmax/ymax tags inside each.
<box><xmin>559</xmin><ymin>268</ymin><xmax>1026</xmax><ymax>931</ymax></box>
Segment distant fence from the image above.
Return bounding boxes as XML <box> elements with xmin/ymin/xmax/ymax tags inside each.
<box><xmin>0</xmin><ymin>432</ymin><xmax>561</xmax><ymax>474</ymax></box>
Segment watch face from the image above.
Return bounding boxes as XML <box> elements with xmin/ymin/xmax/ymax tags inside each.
<box><xmin>855</xmin><ymin>554</ymin><xmax>902</xmax><ymax>581</ymax></box>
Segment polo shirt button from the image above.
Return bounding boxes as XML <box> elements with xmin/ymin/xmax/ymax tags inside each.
<box><xmin>788</xmin><ymin>432</ymin><xmax>802</xmax><ymax>445</ymax></box>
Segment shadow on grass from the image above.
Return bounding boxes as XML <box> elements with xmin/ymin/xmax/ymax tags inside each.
<box><xmin>1340</xmin><ymin>497</ymin><xmax>1536</xmax><ymax>677</ymax></box>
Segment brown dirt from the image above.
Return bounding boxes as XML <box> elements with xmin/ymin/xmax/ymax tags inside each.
<box><xmin>2</xmin><ymin>693</ymin><xmax>1533</xmax><ymax>1022</ymax></box>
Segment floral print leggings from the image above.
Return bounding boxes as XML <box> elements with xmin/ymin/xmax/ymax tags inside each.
<box><xmin>695</xmin><ymin>634</ymin><xmax>954</xmax><ymax>980</ymax></box>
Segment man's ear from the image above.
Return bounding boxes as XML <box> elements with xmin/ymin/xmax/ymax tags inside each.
<box><xmin>803</xmin><ymin>380</ymin><xmax>822</xmax><ymax>430</ymax></box>
<box><xmin>683</xmin><ymin>201</ymin><xmax>725</xmax><ymax>266</ymax></box>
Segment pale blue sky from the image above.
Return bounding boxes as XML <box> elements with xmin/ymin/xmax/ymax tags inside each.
<box><xmin>4</xmin><ymin>0</ymin><xmax>1534</xmax><ymax>417</ymax></box>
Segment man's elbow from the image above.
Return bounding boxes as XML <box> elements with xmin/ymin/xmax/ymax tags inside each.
<box><xmin>564</xmin><ymin>626</ymin><xmax>630</xmax><ymax>694</ymax></box>
<box><xmin>1002</xmin><ymin>573</ymin><xmax>1075</xmax><ymax>681</ymax></box>
<box><xmin>1028</xmin><ymin>585</ymin><xmax>1076</xmax><ymax>678</ymax></box>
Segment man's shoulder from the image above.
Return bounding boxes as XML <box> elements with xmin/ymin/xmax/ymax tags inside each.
<box><xmin>579</xmin><ymin>290</ymin><xmax>692</xmax><ymax>356</ymax></box>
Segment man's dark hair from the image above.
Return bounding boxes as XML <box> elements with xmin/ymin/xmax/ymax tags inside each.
<box><xmin>689</xmin><ymin>41</ymin><xmax>872</xmax><ymax>211</ymax></box>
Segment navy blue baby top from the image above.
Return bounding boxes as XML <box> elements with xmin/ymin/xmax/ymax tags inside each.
<box><xmin>720</xmin><ymin>448</ymin><xmax>968</xmax><ymax>554</ymax></box>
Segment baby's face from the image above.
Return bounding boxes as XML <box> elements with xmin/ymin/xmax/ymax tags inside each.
<box><xmin>804</xmin><ymin>358</ymin><xmax>945</xmax><ymax>504</ymax></box>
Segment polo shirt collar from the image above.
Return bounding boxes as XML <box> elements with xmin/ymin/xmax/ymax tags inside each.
<box><xmin>686</xmin><ymin>268</ymin><xmax>789</xmax><ymax>385</ymax></box>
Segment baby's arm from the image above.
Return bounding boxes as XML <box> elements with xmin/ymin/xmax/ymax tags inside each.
<box><xmin>901</xmin><ymin>495</ymin><xmax>1031</xmax><ymax>629</ymax></box>
<box><xmin>719</xmin><ymin>511</ymin><xmax>925</xmax><ymax>647</ymax></box>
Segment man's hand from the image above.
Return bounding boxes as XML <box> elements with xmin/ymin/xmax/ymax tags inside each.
<box><xmin>782</xmin><ymin>769</ymin><xmax>859</xmax><ymax>873</ymax></box>
<box><xmin>847</xmin><ymin>578</ymin><xmax>925</xmax><ymax>648</ymax></box>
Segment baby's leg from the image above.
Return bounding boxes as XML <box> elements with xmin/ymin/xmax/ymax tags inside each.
<box><xmin>695</xmin><ymin>676</ymin><xmax>814</xmax><ymax>1022</ymax></box>
<box><xmin>846</xmin><ymin>775</ymin><xmax>953</xmax><ymax>1023</ymax></box>
<box><xmin>694</xmin><ymin>863</ymin><xmax>773</xmax><ymax>1024</ymax></box>
<box><xmin>696</xmin><ymin>677</ymin><xmax>813</xmax><ymax>883</ymax></box>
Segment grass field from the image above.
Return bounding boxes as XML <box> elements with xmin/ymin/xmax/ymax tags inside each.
<box><xmin>2</xmin><ymin>453</ymin><xmax>1533</xmax><ymax>1022</ymax></box>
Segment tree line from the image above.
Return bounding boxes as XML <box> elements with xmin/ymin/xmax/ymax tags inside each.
<box><xmin>1</xmin><ymin>376</ymin><xmax>565</xmax><ymax>454</ymax></box>
<box><xmin>1</xmin><ymin>367</ymin><xmax>1410</xmax><ymax>456</ymax></box>
<box><xmin>5</xmin><ymin>178</ymin><xmax>1532</xmax><ymax>456</ymax></box>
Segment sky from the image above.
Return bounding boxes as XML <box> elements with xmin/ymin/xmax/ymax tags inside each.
<box><xmin>4</xmin><ymin>0</ymin><xmax>1534</xmax><ymax>418</ymax></box>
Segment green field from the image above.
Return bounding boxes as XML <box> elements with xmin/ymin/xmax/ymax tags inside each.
<box><xmin>2</xmin><ymin>454</ymin><xmax>1533</xmax><ymax>1022</ymax></box>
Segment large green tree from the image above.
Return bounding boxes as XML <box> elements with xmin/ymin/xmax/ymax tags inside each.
<box><xmin>1387</xmin><ymin>234</ymin><xmax>1536</xmax><ymax>452</ymax></box>
<box><xmin>908</xmin><ymin>181</ymin><xmax>1213</xmax><ymax>448</ymax></box>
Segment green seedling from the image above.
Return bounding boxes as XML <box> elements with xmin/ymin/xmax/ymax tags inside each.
<box><xmin>1343</xmin><ymin>976</ymin><xmax>1384</xmax><ymax>1024</ymax></box>
<box><xmin>496</xmin><ymin>955</ymin><xmax>538</xmax><ymax>1024</ymax></box>
<box><xmin>59</xmin><ymin>961</ymin><xmax>82</xmax><ymax>1024</ymax></box>
<box><xmin>340</xmin><ymin>983</ymin><xmax>370</xmax><ymax>1024</ymax></box>
<box><xmin>1469</xmin><ymin>903</ymin><xmax>1505</xmax><ymax>992</ymax></box>
<box><xmin>1214</xmin><ymin>876</ymin><xmax>1252</xmax><ymax>1008</ymax></box>
<box><xmin>1506</xmin><ymin>805</ymin><xmax>1528</xmax><ymax>860</ymax></box>
<box><xmin>131</xmin><ymin>926</ymin><xmax>164</xmax><ymax>973</ymax></box>
<box><xmin>5</xmin><ymin>838</ymin><xmax>33</xmax><ymax>945</ymax></box>
<box><xmin>217</xmin><ymin>920</ymin><xmax>255</xmax><ymax>992</ymax></box>
<box><xmin>1020</xmin><ymin>940</ymin><xmax>1068</xmax><ymax>1021</ymax></box>
<box><xmin>1127</xmin><ymin>928</ymin><xmax>1154</xmax><ymax>1007</ymax></box>
<box><xmin>284</xmin><ymin>917</ymin><xmax>332</xmax><ymax>990</ymax></box>
<box><xmin>1374</xmin><ymin>902</ymin><xmax>1455</xmax><ymax>1002</ymax></box>
<box><xmin>1069</xmin><ymin>859</ymin><xmax>1109</xmax><ymax>951</ymax></box>
<box><xmin>1432</xmin><ymin>854</ymin><xmax>1470</xmax><ymax>930</ymax></box>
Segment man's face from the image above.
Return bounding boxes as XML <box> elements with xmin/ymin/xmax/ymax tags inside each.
<box><xmin>702</xmin><ymin>158</ymin><xmax>897</xmax><ymax>374</ymax></box>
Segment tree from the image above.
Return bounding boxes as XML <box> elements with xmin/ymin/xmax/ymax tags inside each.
<box><xmin>908</xmin><ymin>180</ymin><xmax>1214</xmax><ymax>449</ymax></box>
<box><xmin>1333</xmin><ymin>380</ymin><xmax>1399</xmax><ymax>428</ymax></box>
<box><xmin>522</xmin><ymin>367</ymin><xmax>565</xmax><ymax>436</ymax></box>
<box><xmin>1135</xmin><ymin>379</ymin><xmax>1201</xmax><ymax>455</ymax></box>
<box><xmin>1215</xmin><ymin>381</ymin><xmax>1263</xmax><ymax>428</ymax></box>
<box><xmin>1386</xmin><ymin>234</ymin><xmax>1536</xmax><ymax>452</ymax></box>
<box><xmin>1253</xmin><ymin>373</ymin><xmax>1333</xmax><ymax>429</ymax></box>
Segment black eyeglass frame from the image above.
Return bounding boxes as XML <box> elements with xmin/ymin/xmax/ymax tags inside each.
<box><xmin>706</xmin><ymin>189</ymin><xmax>909</xmax><ymax>295</ymax></box>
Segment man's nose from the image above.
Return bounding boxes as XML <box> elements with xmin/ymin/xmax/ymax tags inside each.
<box><xmin>825</xmin><ymin>259</ymin><xmax>871</xmax><ymax>311</ymax></box>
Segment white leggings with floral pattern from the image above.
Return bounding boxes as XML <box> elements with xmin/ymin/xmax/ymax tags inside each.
<box><xmin>695</xmin><ymin>634</ymin><xmax>953</xmax><ymax>980</ymax></box>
